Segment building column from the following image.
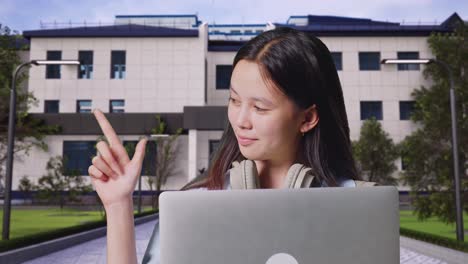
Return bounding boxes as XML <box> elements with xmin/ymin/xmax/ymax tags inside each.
<box><xmin>188</xmin><ymin>129</ymin><xmax>198</xmax><ymax>181</ymax></box>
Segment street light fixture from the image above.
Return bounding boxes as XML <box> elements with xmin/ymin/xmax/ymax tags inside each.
<box><xmin>31</xmin><ymin>60</ymin><xmax>81</xmax><ymax>66</ymax></box>
<box><xmin>134</xmin><ymin>134</ymin><xmax>170</xmax><ymax>214</ymax></box>
<box><xmin>381</xmin><ymin>58</ymin><xmax>464</xmax><ymax>242</ymax></box>
<box><xmin>2</xmin><ymin>60</ymin><xmax>80</xmax><ymax>240</ymax></box>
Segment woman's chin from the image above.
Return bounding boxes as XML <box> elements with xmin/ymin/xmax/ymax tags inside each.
<box><xmin>239</xmin><ymin>147</ymin><xmax>260</xmax><ymax>160</ymax></box>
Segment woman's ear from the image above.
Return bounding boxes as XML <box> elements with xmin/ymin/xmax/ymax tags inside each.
<box><xmin>300</xmin><ymin>104</ymin><xmax>319</xmax><ymax>134</ymax></box>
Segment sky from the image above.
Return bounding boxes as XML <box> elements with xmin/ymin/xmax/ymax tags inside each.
<box><xmin>1</xmin><ymin>0</ymin><xmax>467</xmax><ymax>33</ymax></box>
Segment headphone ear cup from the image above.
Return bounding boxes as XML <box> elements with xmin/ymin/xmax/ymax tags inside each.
<box><xmin>229</xmin><ymin>160</ymin><xmax>260</xmax><ymax>189</ymax></box>
<box><xmin>283</xmin><ymin>163</ymin><xmax>316</xmax><ymax>189</ymax></box>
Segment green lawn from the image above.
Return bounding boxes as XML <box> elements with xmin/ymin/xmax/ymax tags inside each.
<box><xmin>0</xmin><ymin>206</ymin><xmax>154</xmax><ymax>239</ymax></box>
<box><xmin>1</xmin><ymin>208</ymin><xmax>466</xmax><ymax>241</ymax></box>
<box><xmin>400</xmin><ymin>210</ymin><xmax>468</xmax><ymax>240</ymax></box>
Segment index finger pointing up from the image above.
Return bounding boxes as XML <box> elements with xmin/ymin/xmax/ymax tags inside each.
<box><xmin>93</xmin><ymin>109</ymin><xmax>122</xmax><ymax>148</ymax></box>
<box><xmin>93</xmin><ymin>109</ymin><xmax>130</xmax><ymax>166</ymax></box>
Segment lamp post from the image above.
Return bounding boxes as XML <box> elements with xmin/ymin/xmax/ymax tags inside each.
<box><xmin>2</xmin><ymin>60</ymin><xmax>80</xmax><ymax>240</ymax></box>
<box><xmin>381</xmin><ymin>58</ymin><xmax>464</xmax><ymax>242</ymax></box>
<box><xmin>135</xmin><ymin>134</ymin><xmax>169</xmax><ymax>213</ymax></box>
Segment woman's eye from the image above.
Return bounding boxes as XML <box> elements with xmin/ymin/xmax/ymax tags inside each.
<box><xmin>229</xmin><ymin>97</ymin><xmax>239</xmax><ymax>104</ymax></box>
<box><xmin>254</xmin><ymin>106</ymin><xmax>266</xmax><ymax>112</ymax></box>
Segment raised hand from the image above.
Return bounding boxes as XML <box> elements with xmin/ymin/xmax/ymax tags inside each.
<box><xmin>88</xmin><ymin>109</ymin><xmax>147</xmax><ymax>208</ymax></box>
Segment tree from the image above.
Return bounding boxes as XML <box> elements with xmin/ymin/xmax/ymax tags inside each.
<box><xmin>36</xmin><ymin>156</ymin><xmax>93</xmax><ymax>210</ymax></box>
<box><xmin>399</xmin><ymin>23</ymin><xmax>468</xmax><ymax>224</ymax></box>
<box><xmin>352</xmin><ymin>117</ymin><xmax>399</xmax><ymax>185</ymax></box>
<box><xmin>147</xmin><ymin>115</ymin><xmax>182</xmax><ymax>209</ymax></box>
<box><xmin>18</xmin><ymin>175</ymin><xmax>35</xmax><ymax>204</ymax></box>
<box><xmin>0</xmin><ymin>24</ymin><xmax>60</xmax><ymax>192</ymax></box>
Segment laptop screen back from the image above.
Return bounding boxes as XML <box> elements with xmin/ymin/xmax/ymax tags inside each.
<box><xmin>159</xmin><ymin>186</ymin><xmax>399</xmax><ymax>264</ymax></box>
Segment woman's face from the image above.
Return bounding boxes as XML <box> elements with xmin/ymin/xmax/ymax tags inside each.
<box><xmin>228</xmin><ymin>60</ymin><xmax>313</xmax><ymax>162</ymax></box>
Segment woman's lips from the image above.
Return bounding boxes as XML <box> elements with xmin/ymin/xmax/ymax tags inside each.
<box><xmin>238</xmin><ymin>136</ymin><xmax>257</xmax><ymax>146</ymax></box>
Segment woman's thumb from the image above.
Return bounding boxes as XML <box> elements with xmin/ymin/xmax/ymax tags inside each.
<box><xmin>131</xmin><ymin>138</ymin><xmax>148</xmax><ymax>166</ymax></box>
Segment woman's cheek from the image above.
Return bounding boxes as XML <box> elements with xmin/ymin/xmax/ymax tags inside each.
<box><xmin>227</xmin><ymin>105</ymin><xmax>237</xmax><ymax>127</ymax></box>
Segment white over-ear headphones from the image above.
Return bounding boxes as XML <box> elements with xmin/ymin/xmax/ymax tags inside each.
<box><xmin>229</xmin><ymin>159</ymin><xmax>319</xmax><ymax>189</ymax></box>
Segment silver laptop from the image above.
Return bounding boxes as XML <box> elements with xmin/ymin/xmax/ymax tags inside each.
<box><xmin>159</xmin><ymin>186</ymin><xmax>399</xmax><ymax>264</ymax></box>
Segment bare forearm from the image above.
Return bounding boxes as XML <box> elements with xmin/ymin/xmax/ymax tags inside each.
<box><xmin>105</xmin><ymin>198</ymin><xmax>137</xmax><ymax>264</ymax></box>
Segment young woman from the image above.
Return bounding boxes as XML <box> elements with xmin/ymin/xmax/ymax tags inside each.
<box><xmin>89</xmin><ymin>27</ymin><xmax>372</xmax><ymax>264</ymax></box>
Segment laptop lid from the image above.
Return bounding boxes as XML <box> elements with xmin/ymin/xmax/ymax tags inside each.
<box><xmin>159</xmin><ymin>186</ymin><xmax>399</xmax><ymax>264</ymax></box>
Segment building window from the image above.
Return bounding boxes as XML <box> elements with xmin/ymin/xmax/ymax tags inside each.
<box><xmin>110</xmin><ymin>100</ymin><xmax>125</xmax><ymax>113</ymax></box>
<box><xmin>209</xmin><ymin>140</ymin><xmax>220</xmax><ymax>157</ymax></box>
<box><xmin>359</xmin><ymin>52</ymin><xmax>380</xmax><ymax>71</ymax></box>
<box><xmin>111</xmin><ymin>50</ymin><xmax>126</xmax><ymax>79</ymax></box>
<box><xmin>230</xmin><ymin>30</ymin><xmax>241</xmax><ymax>34</ymax></box>
<box><xmin>360</xmin><ymin>101</ymin><xmax>383</xmax><ymax>120</ymax></box>
<box><xmin>46</xmin><ymin>51</ymin><xmax>61</xmax><ymax>79</ymax></box>
<box><xmin>76</xmin><ymin>100</ymin><xmax>92</xmax><ymax>113</ymax></box>
<box><xmin>209</xmin><ymin>140</ymin><xmax>220</xmax><ymax>166</ymax></box>
<box><xmin>78</xmin><ymin>51</ymin><xmax>93</xmax><ymax>79</ymax></box>
<box><xmin>397</xmin><ymin>52</ymin><xmax>420</xmax><ymax>71</ymax></box>
<box><xmin>245</xmin><ymin>30</ymin><xmax>252</xmax><ymax>34</ymax></box>
<box><xmin>331</xmin><ymin>52</ymin><xmax>342</xmax><ymax>71</ymax></box>
<box><xmin>63</xmin><ymin>141</ymin><xmax>96</xmax><ymax>175</ymax></box>
<box><xmin>399</xmin><ymin>101</ymin><xmax>415</xmax><ymax>120</ymax></box>
<box><xmin>216</xmin><ymin>65</ymin><xmax>232</xmax><ymax>90</ymax></box>
<box><xmin>124</xmin><ymin>141</ymin><xmax>157</xmax><ymax>176</ymax></box>
<box><xmin>256</xmin><ymin>30</ymin><xmax>264</xmax><ymax>33</ymax></box>
<box><xmin>44</xmin><ymin>100</ymin><xmax>59</xmax><ymax>113</ymax></box>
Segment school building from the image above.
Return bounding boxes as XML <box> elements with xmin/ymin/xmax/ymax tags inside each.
<box><xmin>8</xmin><ymin>12</ymin><xmax>464</xmax><ymax>195</ymax></box>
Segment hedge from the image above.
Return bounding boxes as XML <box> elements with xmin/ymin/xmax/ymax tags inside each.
<box><xmin>400</xmin><ymin>227</ymin><xmax>468</xmax><ymax>253</ymax></box>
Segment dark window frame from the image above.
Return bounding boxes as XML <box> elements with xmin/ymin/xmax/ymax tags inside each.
<box><xmin>76</xmin><ymin>100</ymin><xmax>92</xmax><ymax>113</ymax></box>
<box><xmin>111</xmin><ymin>50</ymin><xmax>126</xmax><ymax>79</ymax></box>
<box><xmin>46</xmin><ymin>50</ymin><xmax>62</xmax><ymax>79</ymax></box>
<box><xmin>399</xmin><ymin>101</ymin><xmax>416</xmax><ymax>120</ymax></box>
<box><xmin>360</xmin><ymin>101</ymin><xmax>383</xmax><ymax>120</ymax></box>
<box><xmin>397</xmin><ymin>51</ymin><xmax>420</xmax><ymax>71</ymax></box>
<box><xmin>359</xmin><ymin>52</ymin><xmax>381</xmax><ymax>71</ymax></box>
<box><xmin>331</xmin><ymin>52</ymin><xmax>343</xmax><ymax>71</ymax></box>
<box><xmin>62</xmin><ymin>141</ymin><xmax>96</xmax><ymax>175</ymax></box>
<box><xmin>78</xmin><ymin>50</ymin><xmax>94</xmax><ymax>79</ymax></box>
<box><xmin>216</xmin><ymin>65</ymin><xmax>233</xmax><ymax>90</ymax></box>
<box><xmin>110</xmin><ymin>99</ymin><xmax>125</xmax><ymax>113</ymax></box>
<box><xmin>44</xmin><ymin>100</ymin><xmax>59</xmax><ymax>113</ymax></box>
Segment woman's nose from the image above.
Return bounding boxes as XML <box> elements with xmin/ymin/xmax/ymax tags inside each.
<box><xmin>235</xmin><ymin>107</ymin><xmax>252</xmax><ymax>130</ymax></box>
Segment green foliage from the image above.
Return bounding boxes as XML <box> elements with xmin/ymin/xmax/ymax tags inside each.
<box><xmin>35</xmin><ymin>156</ymin><xmax>93</xmax><ymax>210</ymax></box>
<box><xmin>399</xmin><ymin>23</ymin><xmax>468</xmax><ymax>223</ymax></box>
<box><xmin>352</xmin><ymin>117</ymin><xmax>399</xmax><ymax>185</ymax></box>
<box><xmin>400</xmin><ymin>227</ymin><xmax>468</xmax><ymax>252</ymax></box>
<box><xmin>18</xmin><ymin>175</ymin><xmax>35</xmax><ymax>204</ymax></box>
<box><xmin>0</xmin><ymin>24</ymin><xmax>60</xmax><ymax>190</ymax></box>
<box><xmin>18</xmin><ymin>175</ymin><xmax>34</xmax><ymax>192</ymax></box>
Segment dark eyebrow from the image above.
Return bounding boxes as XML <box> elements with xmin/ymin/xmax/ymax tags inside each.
<box><xmin>230</xmin><ymin>85</ymin><xmax>275</xmax><ymax>107</ymax></box>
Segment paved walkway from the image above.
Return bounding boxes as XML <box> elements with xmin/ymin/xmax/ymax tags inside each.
<box><xmin>23</xmin><ymin>220</ymin><xmax>468</xmax><ymax>264</ymax></box>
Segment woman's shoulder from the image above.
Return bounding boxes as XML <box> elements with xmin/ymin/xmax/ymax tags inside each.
<box><xmin>326</xmin><ymin>177</ymin><xmax>379</xmax><ymax>187</ymax></box>
<box><xmin>351</xmin><ymin>180</ymin><xmax>379</xmax><ymax>187</ymax></box>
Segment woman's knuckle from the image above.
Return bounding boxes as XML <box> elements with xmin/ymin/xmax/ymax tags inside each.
<box><xmin>97</xmin><ymin>141</ymin><xmax>107</xmax><ymax>149</ymax></box>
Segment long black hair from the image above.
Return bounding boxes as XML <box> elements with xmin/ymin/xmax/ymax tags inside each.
<box><xmin>184</xmin><ymin>27</ymin><xmax>361</xmax><ymax>190</ymax></box>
